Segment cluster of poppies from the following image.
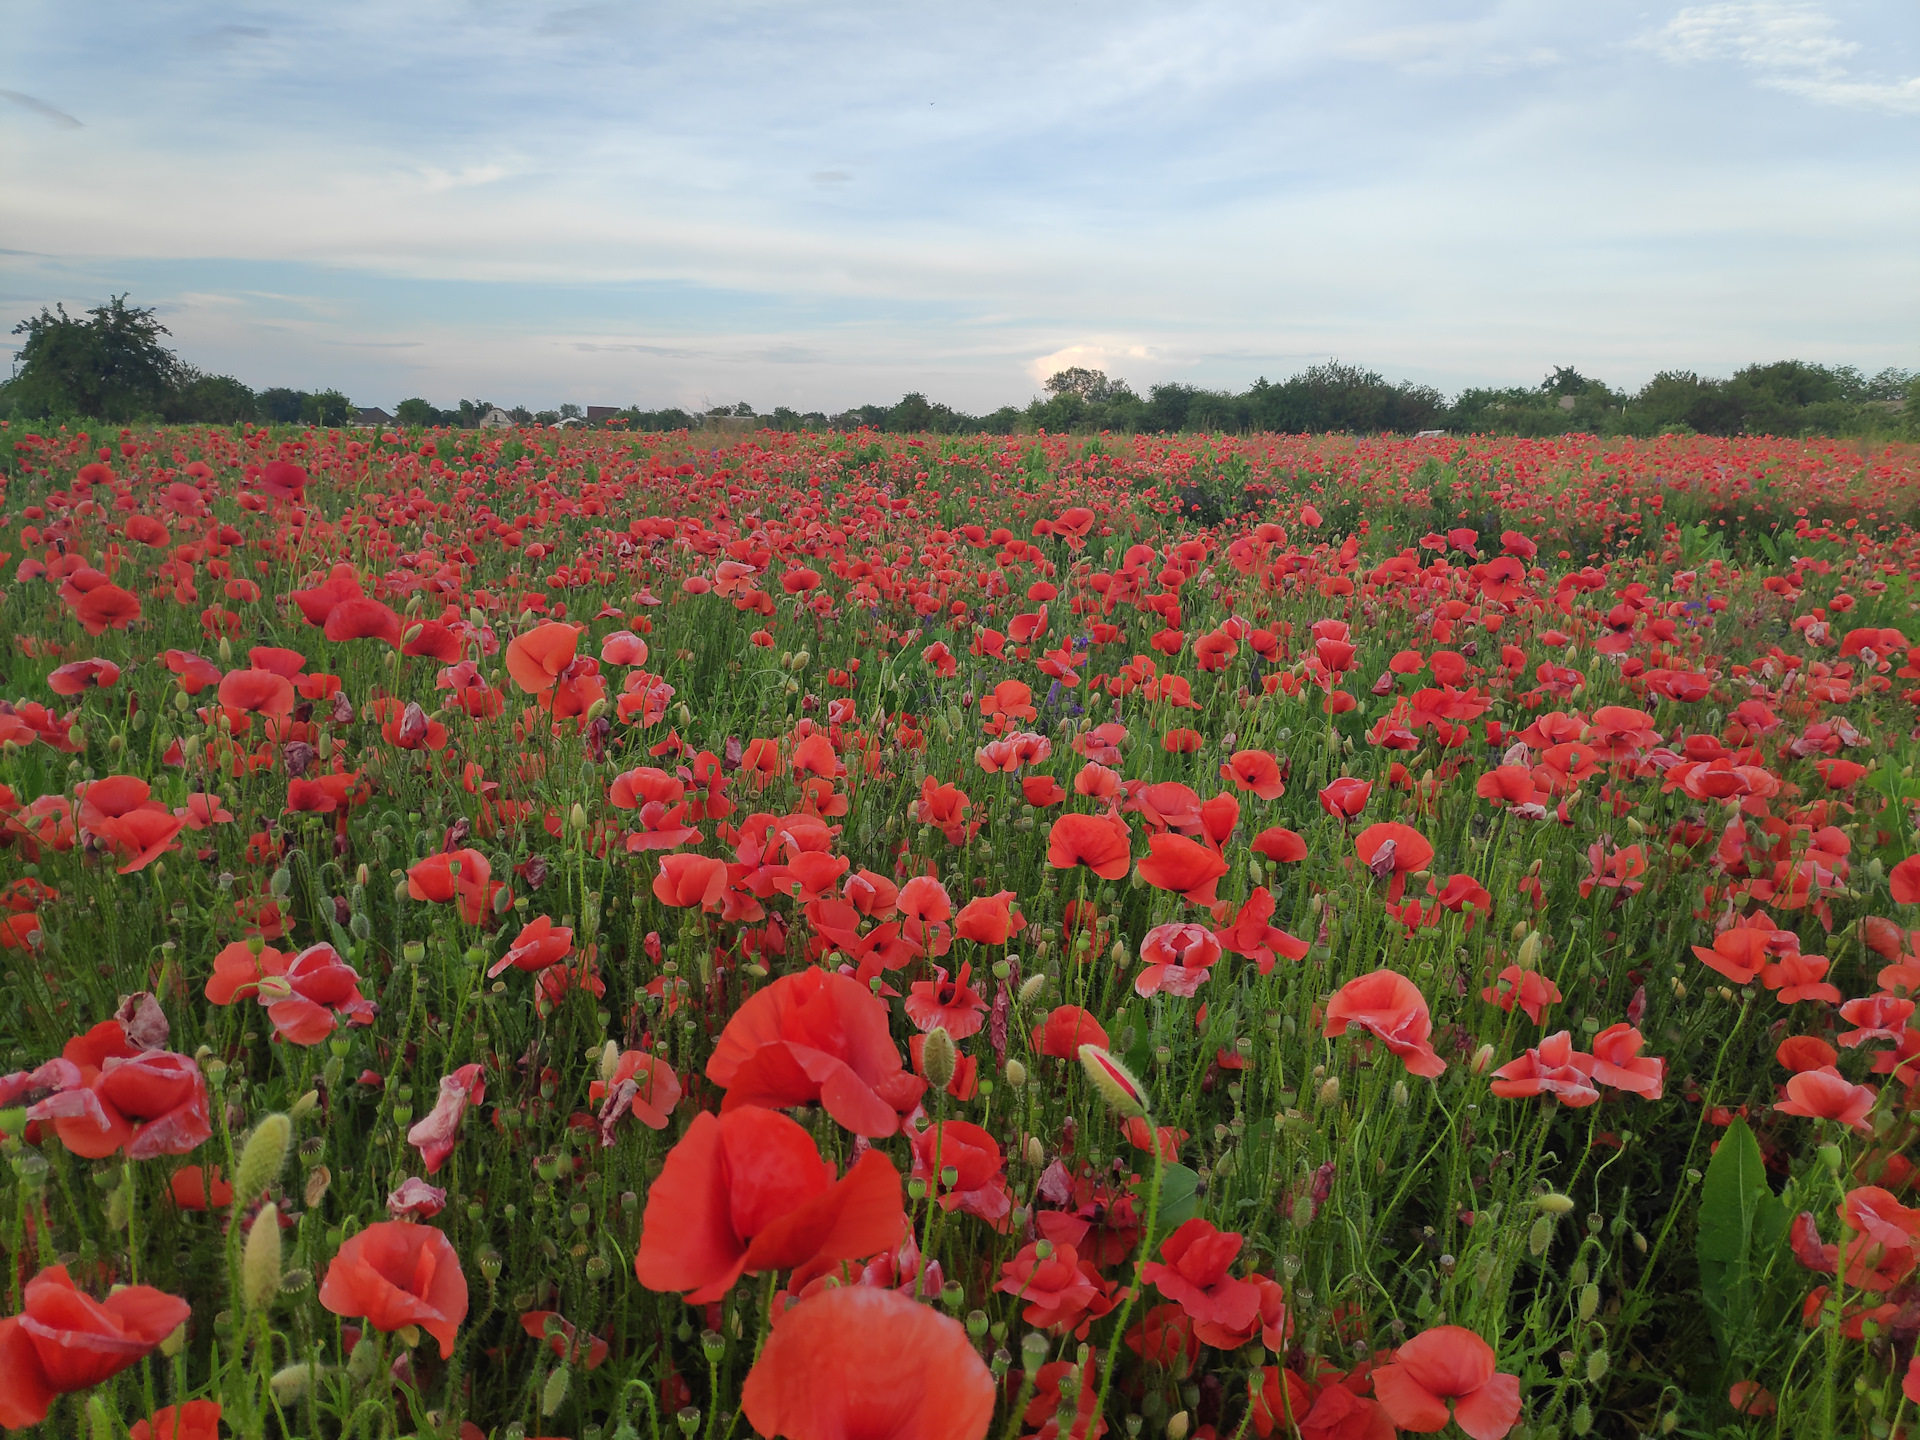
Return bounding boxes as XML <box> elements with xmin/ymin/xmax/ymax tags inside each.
<box><xmin>0</xmin><ymin>419</ymin><xmax>1916</xmax><ymax>1438</ymax></box>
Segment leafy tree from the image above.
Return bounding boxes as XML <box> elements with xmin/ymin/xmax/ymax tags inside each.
<box><xmin>394</xmin><ymin>398</ymin><xmax>437</xmax><ymax>427</ymax></box>
<box><xmin>300</xmin><ymin>389</ymin><xmax>352</xmax><ymax>426</ymax></box>
<box><xmin>6</xmin><ymin>295</ymin><xmax>179</xmax><ymax>419</ymax></box>
<box><xmin>259</xmin><ymin>388</ymin><xmax>306</xmax><ymax>423</ymax></box>
<box><xmin>165</xmin><ymin>370</ymin><xmax>256</xmax><ymax>424</ymax></box>
<box><xmin>558</xmin><ymin>402</ymin><xmax>583</xmax><ymax>420</ymax></box>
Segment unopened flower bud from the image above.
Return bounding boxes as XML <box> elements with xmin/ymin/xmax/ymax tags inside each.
<box><xmin>1005</xmin><ymin>1058</ymin><xmax>1028</xmax><ymax>1088</ymax></box>
<box><xmin>1025</xmin><ymin>1136</ymin><xmax>1045</xmax><ymax>1168</ymax></box>
<box><xmin>1018</xmin><ymin>974</ymin><xmax>1048</xmax><ymax>1005</ymax></box>
<box><xmin>1535</xmin><ymin>1191</ymin><xmax>1575</xmax><ymax>1214</ymax></box>
<box><xmin>922</xmin><ymin>1027</ymin><xmax>957</xmax><ymax>1092</ymax></box>
<box><xmin>542</xmin><ymin>1364</ymin><xmax>571</xmax><ymax>1416</ymax></box>
<box><xmin>1078</xmin><ymin>1044</ymin><xmax>1148</xmax><ymax>1119</ymax></box>
<box><xmin>271</xmin><ymin>1362</ymin><xmax>327</xmax><ymax>1403</ymax></box>
<box><xmin>233</xmin><ymin>1113</ymin><xmax>291</xmax><ymax>1209</ymax></box>
<box><xmin>1515</xmin><ymin>930</ymin><xmax>1542</xmax><ymax>970</ymax></box>
<box><xmin>1167</xmin><ymin>1412</ymin><xmax>1191</xmax><ymax>1440</ymax></box>
<box><xmin>1470</xmin><ymin>1043</ymin><xmax>1496</xmax><ymax>1075</ymax></box>
<box><xmin>244</xmin><ymin>1203</ymin><xmax>283</xmax><ymax>1312</ymax></box>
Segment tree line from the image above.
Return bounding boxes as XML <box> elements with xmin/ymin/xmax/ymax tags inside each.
<box><xmin>4</xmin><ymin>296</ymin><xmax>1914</xmax><ymax>439</ymax></box>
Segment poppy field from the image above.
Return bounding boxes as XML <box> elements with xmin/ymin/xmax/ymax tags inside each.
<box><xmin>3</xmin><ymin>422</ymin><xmax>1920</xmax><ymax>1440</ymax></box>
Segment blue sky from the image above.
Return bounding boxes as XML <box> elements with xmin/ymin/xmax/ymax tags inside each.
<box><xmin>3</xmin><ymin>1</ymin><xmax>1916</xmax><ymax>413</ymax></box>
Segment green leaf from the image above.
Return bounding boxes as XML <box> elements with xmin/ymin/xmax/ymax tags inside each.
<box><xmin>1157</xmin><ymin>1163</ymin><xmax>1202</xmax><ymax>1229</ymax></box>
<box><xmin>1696</xmin><ymin>1117</ymin><xmax>1773</xmax><ymax>1361</ymax></box>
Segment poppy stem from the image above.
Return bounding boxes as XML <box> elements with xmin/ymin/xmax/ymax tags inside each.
<box><xmin>1087</xmin><ymin>1113</ymin><xmax>1163</xmax><ymax>1429</ymax></box>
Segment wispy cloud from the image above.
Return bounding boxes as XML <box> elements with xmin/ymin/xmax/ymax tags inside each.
<box><xmin>0</xmin><ymin>89</ymin><xmax>80</xmax><ymax>128</ymax></box>
<box><xmin>1645</xmin><ymin>3</ymin><xmax>1920</xmax><ymax>114</ymax></box>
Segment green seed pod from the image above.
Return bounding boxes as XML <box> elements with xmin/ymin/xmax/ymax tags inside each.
<box><xmin>244</xmin><ymin>1203</ymin><xmax>283</xmax><ymax>1312</ymax></box>
<box><xmin>233</xmin><ymin>1113</ymin><xmax>291</xmax><ymax>1209</ymax></box>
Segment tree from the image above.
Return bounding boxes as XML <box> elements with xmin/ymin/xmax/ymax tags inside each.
<box><xmin>165</xmin><ymin>370</ymin><xmax>256</xmax><ymax>424</ymax></box>
<box><xmin>300</xmin><ymin>389</ymin><xmax>352</xmax><ymax>426</ymax></box>
<box><xmin>395</xmin><ymin>398</ymin><xmax>437</xmax><ymax>427</ymax></box>
<box><xmin>1045</xmin><ymin>367</ymin><xmax>1133</xmax><ymax>404</ymax></box>
<box><xmin>259</xmin><ymin>388</ymin><xmax>306</xmax><ymax>423</ymax></box>
<box><xmin>558</xmin><ymin>402</ymin><xmax>583</xmax><ymax>420</ymax></box>
<box><xmin>6</xmin><ymin>295</ymin><xmax>179</xmax><ymax>419</ymax></box>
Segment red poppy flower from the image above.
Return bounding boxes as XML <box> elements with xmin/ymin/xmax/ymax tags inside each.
<box><xmin>1774</xmin><ymin>1067</ymin><xmax>1877</xmax><ymax>1132</ymax></box>
<box><xmin>905</xmin><ymin>964</ymin><xmax>987</xmax><ymax>1038</ymax></box>
<box><xmin>1323</xmin><ymin>970</ymin><xmax>1446</xmax><ymax>1078</ymax></box>
<box><xmin>1252</xmin><ymin>826</ymin><xmax>1307</xmax><ymax>863</ymax></box>
<box><xmin>1490</xmin><ymin>1032</ymin><xmax>1600</xmax><ymax>1107</ymax></box>
<box><xmin>1777</xmin><ymin>1035</ymin><xmax>1839</xmax><ymax>1072</ymax></box>
<box><xmin>635</xmin><ymin>1107</ymin><xmax>905</xmax><ymax>1301</ymax></box>
<box><xmin>1222</xmin><ymin>749</ymin><xmax>1285</xmax><ymax>800</ymax></box>
<box><xmin>407</xmin><ymin>849</ymin><xmax>503</xmax><ymax>924</ymax></box>
<box><xmin>1031</xmin><ymin>1005</ymin><xmax>1109</xmax><ymax>1059</ymax></box>
<box><xmin>1135</xmin><ymin>921</ymin><xmax>1222</xmax><ymax>997</ymax></box>
<box><xmin>320</xmin><ymin>1221</ymin><xmax>468</xmax><ymax>1358</ymax></box>
<box><xmin>740</xmin><ymin>1286</ymin><xmax>993</xmax><ymax>1440</ymax></box>
<box><xmin>1046</xmin><ymin>811</ymin><xmax>1133</xmax><ymax>879</ymax></box>
<box><xmin>1137</xmin><ymin>832</ymin><xmax>1230</xmax><ymax>904</ymax></box>
<box><xmin>588</xmin><ymin>1050</ymin><xmax>683</xmax><ymax>1134</ymax></box>
<box><xmin>995</xmin><ymin>1238</ymin><xmax>1122</xmax><ymax>1336</ymax></box>
<box><xmin>953</xmin><ymin>889</ymin><xmax>1026</xmax><ymax>945</ymax></box>
<box><xmin>128</xmin><ymin>1400</ymin><xmax>222</xmax><ymax>1440</ymax></box>
<box><xmin>706</xmin><ymin>967</ymin><xmax>926</xmax><ymax>1136</ymax></box>
<box><xmin>323</xmin><ymin>597</ymin><xmax>404</xmax><ymax>646</ymax></box>
<box><xmin>1142</xmin><ymin>1218</ymin><xmax>1263</xmax><ymax>1331</ymax></box>
<box><xmin>28</xmin><ymin>1045</ymin><xmax>213</xmax><ymax>1161</ymax></box>
<box><xmin>488</xmin><ymin>915</ymin><xmax>574</xmax><ymax>976</ymax></box>
<box><xmin>505</xmin><ymin>621</ymin><xmax>582</xmax><ymax>693</ymax></box>
<box><xmin>652</xmin><ymin>853</ymin><xmax>730</xmax><ymax>910</ymax></box>
<box><xmin>1319</xmin><ymin>777</ymin><xmax>1372</xmax><ymax>818</ymax></box>
<box><xmin>1371</xmin><ymin>1325</ymin><xmax>1521</xmax><ymax>1440</ymax></box>
<box><xmin>47</xmin><ymin>657</ymin><xmax>120</xmax><ymax>695</ymax></box>
<box><xmin>72</xmin><ymin>582</ymin><xmax>143</xmax><ymax>635</ymax></box>
<box><xmin>1891</xmin><ymin>855</ymin><xmax>1920</xmax><ymax>905</ymax></box>
<box><xmin>1212</xmin><ymin>887</ymin><xmax>1309</xmax><ymax>974</ymax></box>
<box><xmin>1354</xmin><ymin>823</ymin><xmax>1434</xmax><ymax>903</ymax></box>
<box><xmin>218</xmin><ymin>667</ymin><xmax>296</xmax><ymax>718</ymax></box>
<box><xmin>910</xmin><ymin>1119</ymin><xmax>1011</xmax><ymax>1227</ymax></box>
<box><xmin>0</xmin><ymin>1265</ymin><xmax>191</xmax><ymax>1429</ymax></box>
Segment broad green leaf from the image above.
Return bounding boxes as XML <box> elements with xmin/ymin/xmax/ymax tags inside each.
<box><xmin>1696</xmin><ymin>1117</ymin><xmax>1772</xmax><ymax>1361</ymax></box>
<box><xmin>1157</xmin><ymin>1163</ymin><xmax>1202</xmax><ymax>1229</ymax></box>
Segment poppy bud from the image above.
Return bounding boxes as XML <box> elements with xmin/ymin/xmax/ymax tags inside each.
<box><xmin>922</xmin><ymin>1027</ymin><xmax>958</xmax><ymax>1092</ymax></box>
<box><xmin>792</xmin><ymin>650</ymin><xmax>810</xmax><ymax>670</ymax></box>
<box><xmin>1535</xmin><ymin>1191</ymin><xmax>1575</xmax><ymax>1214</ymax></box>
<box><xmin>290</xmin><ymin>1090</ymin><xmax>320</xmax><ymax>1119</ymax></box>
<box><xmin>1078</xmin><ymin>1043</ymin><xmax>1149</xmax><ymax>1119</ymax></box>
<box><xmin>234</xmin><ymin>1113</ymin><xmax>291</xmax><ymax>1210</ymax></box>
<box><xmin>1317</xmin><ymin>1077</ymin><xmax>1340</xmax><ymax>1108</ymax></box>
<box><xmin>270</xmin><ymin>867</ymin><xmax>292</xmax><ymax>899</ymax></box>
<box><xmin>1167</xmin><ymin>1413</ymin><xmax>1190</xmax><ymax>1440</ymax></box>
<box><xmin>271</xmin><ymin>1362</ymin><xmax>327</xmax><ymax>1403</ymax></box>
<box><xmin>305</xmin><ymin>1166</ymin><xmax>332</xmax><ymax>1208</ymax></box>
<box><xmin>1579</xmin><ymin>1283</ymin><xmax>1599</xmax><ymax>1321</ymax></box>
<box><xmin>1017</xmin><ymin>974</ymin><xmax>1048</xmax><ymax>1005</ymax></box>
<box><xmin>543</xmin><ymin>1364</ymin><xmax>571</xmax><ymax>1415</ymax></box>
<box><xmin>1025</xmin><ymin>1135</ymin><xmax>1044</xmax><ymax>1167</ymax></box>
<box><xmin>1005</xmin><ymin>1059</ymin><xmax>1027</xmax><ymax>1088</ymax></box>
<box><xmin>1470</xmin><ymin>1043</ymin><xmax>1496</xmax><ymax>1075</ymax></box>
<box><xmin>402</xmin><ymin>624</ymin><xmax>424</xmax><ymax>646</ymax></box>
<box><xmin>347</xmin><ymin>1330</ymin><xmax>380</xmax><ymax>1383</ymax></box>
<box><xmin>1515</xmin><ymin>930</ymin><xmax>1542</xmax><ymax>970</ymax></box>
<box><xmin>244</xmin><ymin>1202</ymin><xmax>283</xmax><ymax>1312</ymax></box>
<box><xmin>1528</xmin><ymin>1214</ymin><xmax>1556</xmax><ymax>1256</ymax></box>
<box><xmin>218</xmin><ymin>637</ymin><xmax>233</xmax><ymax>663</ymax></box>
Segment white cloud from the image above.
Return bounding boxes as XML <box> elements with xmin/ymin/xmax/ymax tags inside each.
<box><xmin>1646</xmin><ymin>3</ymin><xmax>1920</xmax><ymax>113</ymax></box>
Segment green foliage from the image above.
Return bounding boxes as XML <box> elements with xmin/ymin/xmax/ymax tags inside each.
<box><xmin>1696</xmin><ymin>1118</ymin><xmax>1792</xmax><ymax>1368</ymax></box>
<box><xmin>5</xmin><ymin>295</ymin><xmax>179</xmax><ymax>420</ymax></box>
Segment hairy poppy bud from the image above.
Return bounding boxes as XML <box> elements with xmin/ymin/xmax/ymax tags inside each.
<box><xmin>1005</xmin><ymin>1059</ymin><xmax>1027</xmax><ymax>1088</ymax></box>
<box><xmin>1535</xmin><ymin>1191</ymin><xmax>1575</xmax><ymax>1214</ymax></box>
<box><xmin>543</xmin><ymin>1364</ymin><xmax>571</xmax><ymax>1415</ymax></box>
<box><xmin>1514</xmin><ymin>930</ymin><xmax>1542</xmax><ymax>970</ymax></box>
<box><xmin>1470</xmin><ymin>1043</ymin><xmax>1496</xmax><ymax>1075</ymax></box>
<box><xmin>271</xmin><ymin>1362</ymin><xmax>327</xmax><ymax>1403</ymax></box>
<box><xmin>234</xmin><ymin>1113</ymin><xmax>291</xmax><ymax>1210</ymax></box>
<box><xmin>1078</xmin><ymin>1043</ymin><xmax>1148</xmax><ymax>1119</ymax></box>
<box><xmin>244</xmin><ymin>1203</ymin><xmax>283</xmax><ymax>1312</ymax></box>
<box><xmin>1017</xmin><ymin>974</ymin><xmax>1048</xmax><ymax>1005</ymax></box>
<box><xmin>922</xmin><ymin>1027</ymin><xmax>957</xmax><ymax>1092</ymax></box>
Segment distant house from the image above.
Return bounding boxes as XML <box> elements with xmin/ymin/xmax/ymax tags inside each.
<box><xmin>1415</xmin><ymin>429</ymin><xmax>1447</xmax><ymax>439</ymax></box>
<box><xmin>585</xmin><ymin>406</ymin><xmax>622</xmax><ymax>425</ymax></box>
<box><xmin>353</xmin><ymin>407</ymin><xmax>393</xmax><ymax>427</ymax></box>
<box><xmin>477</xmin><ymin>408</ymin><xmax>516</xmax><ymax>430</ymax></box>
<box><xmin>550</xmin><ymin>416</ymin><xmax>587</xmax><ymax>429</ymax></box>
